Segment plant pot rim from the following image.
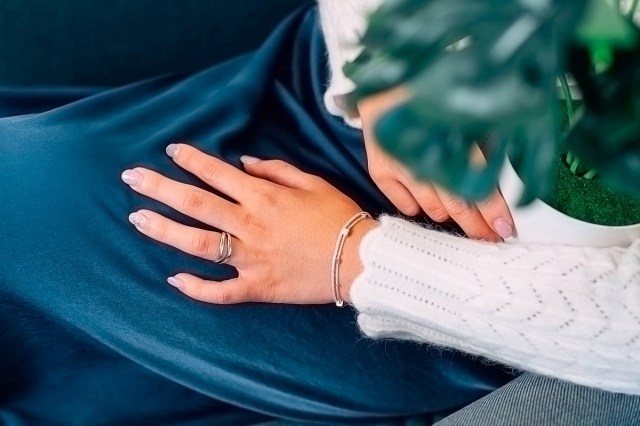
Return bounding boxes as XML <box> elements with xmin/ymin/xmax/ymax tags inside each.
<box><xmin>499</xmin><ymin>158</ymin><xmax>640</xmax><ymax>246</ymax></box>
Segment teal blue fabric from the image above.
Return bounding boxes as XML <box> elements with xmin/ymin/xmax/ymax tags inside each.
<box><xmin>0</xmin><ymin>0</ymin><xmax>305</xmax><ymax>86</ymax></box>
<box><xmin>0</xmin><ymin>7</ymin><xmax>515</xmax><ymax>424</ymax></box>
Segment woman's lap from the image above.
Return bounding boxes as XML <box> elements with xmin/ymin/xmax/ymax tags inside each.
<box><xmin>0</xmin><ymin>7</ymin><xmax>514</xmax><ymax>424</ymax></box>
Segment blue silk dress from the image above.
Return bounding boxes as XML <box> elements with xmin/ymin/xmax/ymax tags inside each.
<box><xmin>0</xmin><ymin>6</ymin><xmax>514</xmax><ymax>425</ymax></box>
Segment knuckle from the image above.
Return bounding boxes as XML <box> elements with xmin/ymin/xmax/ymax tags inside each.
<box><xmin>214</xmin><ymin>290</ymin><xmax>234</xmax><ymax>305</ymax></box>
<box><xmin>482</xmin><ymin>232</ymin><xmax>501</xmax><ymax>242</ymax></box>
<box><xmin>182</xmin><ymin>189</ymin><xmax>206</xmax><ymax>212</ymax></box>
<box><xmin>477</xmin><ymin>195</ymin><xmax>509</xmax><ymax>220</ymax></box>
<box><xmin>150</xmin><ymin>218</ymin><xmax>169</xmax><ymax>240</ymax></box>
<box><xmin>426</xmin><ymin>206</ymin><xmax>450</xmax><ymax>222</ymax></box>
<box><xmin>145</xmin><ymin>213</ymin><xmax>169</xmax><ymax>243</ymax></box>
<box><xmin>258</xmin><ymin>190</ymin><xmax>278</xmax><ymax>207</ymax></box>
<box><xmin>373</xmin><ymin>177</ymin><xmax>401</xmax><ymax>196</ymax></box>
<box><xmin>476</xmin><ymin>192</ymin><xmax>501</xmax><ymax>208</ymax></box>
<box><xmin>190</xmin><ymin>283</ymin><xmax>206</xmax><ymax>301</ymax></box>
<box><xmin>240</xmin><ymin>211</ymin><xmax>266</xmax><ymax>232</ymax></box>
<box><xmin>368</xmin><ymin>169</ymin><xmax>387</xmax><ymax>183</ymax></box>
<box><xmin>446</xmin><ymin>197</ymin><xmax>472</xmax><ymax>218</ymax></box>
<box><xmin>303</xmin><ymin>174</ymin><xmax>326</xmax><ymax>189</ymax></box>
<box><xmin>241</xmin><ymin>211</ymin><xmax>255</xmax><ymax>227</ymax></box>
<box><xmin>142</xmin><ymin>173</ymin><xmax>161</xmax><ymax>197</ymax></box>
<box><xmin>270</xmin><ymin>159</ymin><xmax>287</xmax><ymax>170</ymax></box>
<box><xmin>252</xmin><ymin>186</ymin><xmax>278</xmax><ymax>209</ymax></box>
<box><xmin>400</xmin><ymin>204</ymin><xmax>421</xmax><ymax>217</ymax></box>
<box><xmin>467</xmin><ymin>228</ymin><xmax>498</xmax><ymax>242</ymax></box>
<box><xmin>191</xmin><ymin>233</ymin><xmax>213</xmax><ymax>258</ymax></box>
<box><xmin>200</xmin><ymin>161</ymin><xmax>222</xmax><ymax>183</ymax></box>
<box><xmin>395</xmin><ymin>199</ymin><xmax>420</xmax><ymax>216</ymax></box>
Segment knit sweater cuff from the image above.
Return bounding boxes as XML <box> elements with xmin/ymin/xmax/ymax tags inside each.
<box><xmin>351</xmin><ymin>215</ymin><xmax>506</xmax><ymax>345</ymax></box>
<box><xmin>350</xmin><ymin>215</ymin><xmax>640</xmax><ymax>395</ymax></box>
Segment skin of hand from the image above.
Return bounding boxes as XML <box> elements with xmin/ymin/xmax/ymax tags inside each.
<box><xmin>358</xmin><ymin>88</ymin><xmax>514</xmax><ymax>241</ymax></box>
<box><xmin>121</xmin><ymin>144</ymin><xmax>376</xmax><ymax>305</ymax></box>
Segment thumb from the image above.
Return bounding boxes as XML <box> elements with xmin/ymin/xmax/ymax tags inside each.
<box><xmin>240</xmin><ymin>156</ymin><xmax>315</xmax><ymax>189</ymax></box>
<box><xmin>169</xmin><ymin>274</ymin><xmax>253</xmax><ymax>304</ymax></box>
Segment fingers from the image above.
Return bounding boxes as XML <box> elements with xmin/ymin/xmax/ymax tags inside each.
<box><xmin>167</xmin><ymin>144</ymin><xmax>256</xmax><ymax>200</ymax></box>
<box><xmin>476</xmin><ymin>190</ymin><xmax>514</xmax><ymax>239</ymax></box>
<box><xmin>401</xmin><ymin>178</ymin><xmax>451</xmax><ymax>222</ymax></box>
<box><xmin>367</xmin><ymin>137</ymin><xmax>512</xmax><ymax>239</ymax></box>
<box><xmin>128</xmin><ymin>211</ymin><xmax>257</xmax><ymax>304</ymax></box>
<box><xmin>128</xmin><ymin>209</ymin><xmax>243</xmax><ymax>265</ymax></box>
<box><xmin>466</xmin><ymin>145</ymin><xmax>514</xmax><ymax>239</ymax></box>
<box><xmin>240</xmin><ymin>156</ymin><xmax>319</xmax><ymax>190</ymax></box>
<box><xmin>124</xmin><ymin>144</ymin><xmax>367</xmax><ymax>307</ymax></box>
<box><xmin>400</xmin><ymin>171</ymin><xmax>498</xmax><ymax>240</ymax></box>
<box><xmin>121</xmin><ymin>167</ymin><xmax>243</xmax><ymax>234</ymax></box>
<box><xmin>433</xmin><ymin>187</ymin><xmax>501</xmax><ymax>241</ymax></box>
<box><xmin>375</xmin><ymin>178</ymin><xmax>423</xmax><ymax>216</ymax></box>
<box><xmin>167</xmin><ymin>273</ymin><xmax>252</xmax><ymax>304</ymax></box>
<box><xmin>391</xmin><ymin>174</ymin><xmax>512</xmax><ymax>241</ymax></box>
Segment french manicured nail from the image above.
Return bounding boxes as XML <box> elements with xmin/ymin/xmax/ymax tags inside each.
<box><xmin>493</xmin><ymin>218</ymin><xmax>513</xmax><ymax>239</ymax></box>
<box><xmin>167</xmin><ymin>276</ymin><xmax>184</xmax><ymax>290</ymax></box>
<box><xmin>128</xmin><ymin>212</ymin><xmax>149</xmax><ymax>230</ymax></box>
<box><xmin>121</xmin><ymin>169</ymin><xmax>143</xmax><ymax>186</ymax></box>
<box><xmin>240</xmin><ymin>155</ymin><xmax>261</xmax><ymax>165</ymax></box>
<box><xmin>166</xmin><ymin>144</ymin><xmax>180</xmax><ymax>158</ymax></box>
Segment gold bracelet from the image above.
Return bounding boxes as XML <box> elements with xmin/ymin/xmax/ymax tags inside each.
<box><xmin>331</xmin><ymin>212</ymin><xmax>372</xmax><ymax>307</ymax></box>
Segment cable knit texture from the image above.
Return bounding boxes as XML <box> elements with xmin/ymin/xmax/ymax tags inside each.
<box><xmin>351</xmin><ymin>216</ymin><xmax>640</xmax><ymax>395</ymax></box>
<box><xmin>317</xmin><ymin>0</ymin><xmax>382</xmax><ymax>128</ymax></box>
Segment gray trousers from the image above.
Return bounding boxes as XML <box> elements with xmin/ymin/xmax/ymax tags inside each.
<box><xmin>436</xmin><ymin>373</ymin><xmax>640</xmax><ymax>426</ymax></box>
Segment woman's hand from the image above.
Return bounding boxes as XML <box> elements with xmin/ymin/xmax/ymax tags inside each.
<box><xmin>358</xmin><ymin>88</ymin><xmax>514</xmax><ymax>241</ymax></box>
<box><xmin>121</xmin><ymin>144</ymin><xmax>376</xmax><ymax>305</ymax></box>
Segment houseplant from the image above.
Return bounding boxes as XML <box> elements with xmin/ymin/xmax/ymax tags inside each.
<box><xmin>345</xmin><ymin>0</ymin><xmax>640</xmax><ymax>245</ymax></box>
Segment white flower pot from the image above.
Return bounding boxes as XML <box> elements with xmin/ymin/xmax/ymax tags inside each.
<box><xmin>498</xmin><ymin>159</ymin><xmax>640</xmax><ymax>247</ymax></box>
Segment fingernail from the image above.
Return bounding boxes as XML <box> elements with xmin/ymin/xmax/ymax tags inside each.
<box><xmin>167</xmin><ymin>276</ymin><xmax>184</xmax><ymax>290</ymax></box>
<box><xmin>493</xmin><ymin>218</ymin><xmax>513</xmax><ymax>239</ymax></box>
<box><xmin>121</xmin><ymin>169</ymin><xmax>143</xmax><ymax>186</ymax></box>
<box><xmin>128</xmin><ymin>212</ymin><xmax>149</xmax><ymax>230</ymax></box>
<box><xmin>240</xmin><ymin>155</ymin><xmax>261</xmax><ymax>165</ymax></box>
<box><xmin>166</xmin><ymin>144</ymin><xmax>180</xmax><ymax>158</ymax></box>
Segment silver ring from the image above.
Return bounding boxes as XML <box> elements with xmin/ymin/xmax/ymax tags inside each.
<box><xmin>213</xmin><ymin>231</ymin><xmax>233</xmax><ymax>263</ymax></box>
<box><xmin>221</xmin><ymin>231</ymin><xmax>233</xmax><ymax>264</ymax></box>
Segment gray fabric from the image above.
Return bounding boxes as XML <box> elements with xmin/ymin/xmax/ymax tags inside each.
<box><xmin>436</xmin><ymin>373</ymin><xmax>640</xmax><ymax>426</ymax></box>
<box><xmin>257</xmin><ymin>418</ymin><xmax>431</xmax><ymax>426</ymax></box>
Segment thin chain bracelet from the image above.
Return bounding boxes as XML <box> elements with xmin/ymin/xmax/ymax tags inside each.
<box><xmin>331</xmin><ymin>211</ymin><xmax>372</xmax><ymax>307</ymax></box>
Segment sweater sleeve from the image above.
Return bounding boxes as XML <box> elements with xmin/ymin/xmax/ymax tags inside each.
<box><xmin>351</xmin><ymin>215</ymin><xmax>640</xmax><ymax>395</ymax></box>
<box><xmin>317</xmin><ymin>0</ymin><xmax>383</xmax><ymax>128</ymax></box>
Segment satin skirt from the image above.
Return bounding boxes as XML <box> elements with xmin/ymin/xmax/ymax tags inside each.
<box><xmin>0</xmin><ymin>7</ymin><xmax>514</xmax><ymax>425</ymax></box>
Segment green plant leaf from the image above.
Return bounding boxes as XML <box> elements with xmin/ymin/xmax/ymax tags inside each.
<box><xmin>346</xmin><ymin>0</ymin><xmax>587</xmax><ymax>202</ymax></box>
<box><xmin>575</xmin><ymin>0</ymin><xmax>638</xmax><ymax>69</ymax></box>
<box><xmin>566</xmin><ymin>43</ymin><xmax>640</xmax><ymax>196</ymax></box>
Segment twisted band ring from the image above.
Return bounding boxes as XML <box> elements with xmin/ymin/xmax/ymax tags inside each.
<box><xmin>213</xmin><ymin>231</ymin><xmax>233</xmax><ymax>264</ymax></box>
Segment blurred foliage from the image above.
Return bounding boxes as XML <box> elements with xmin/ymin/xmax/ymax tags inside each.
<box><xmin>345</xmin><ymin>0</ymin><xmax>640</xmax><ymax>203</ymax></box>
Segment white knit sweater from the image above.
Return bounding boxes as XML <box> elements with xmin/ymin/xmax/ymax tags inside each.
<box><xmin>318</xmin><ymin>0</ymin><xmax>640</xmax><ymax>395</ymax></box>
<box><xmin>318</xmin><ymin>0</ymin><xmax>382</xmax><ymax>128</ymax></box>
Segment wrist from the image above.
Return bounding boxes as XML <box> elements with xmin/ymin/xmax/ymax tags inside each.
<box><xmin>338</xmin><ymin>217</ymin><xmax>378</xmax><ymax>304</ymax></box>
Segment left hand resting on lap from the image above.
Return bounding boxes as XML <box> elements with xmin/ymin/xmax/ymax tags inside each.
<box><xmin>121</xmin><ymin>144</ymin><xmax>377</xmax><ymax>305</ymax></box>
